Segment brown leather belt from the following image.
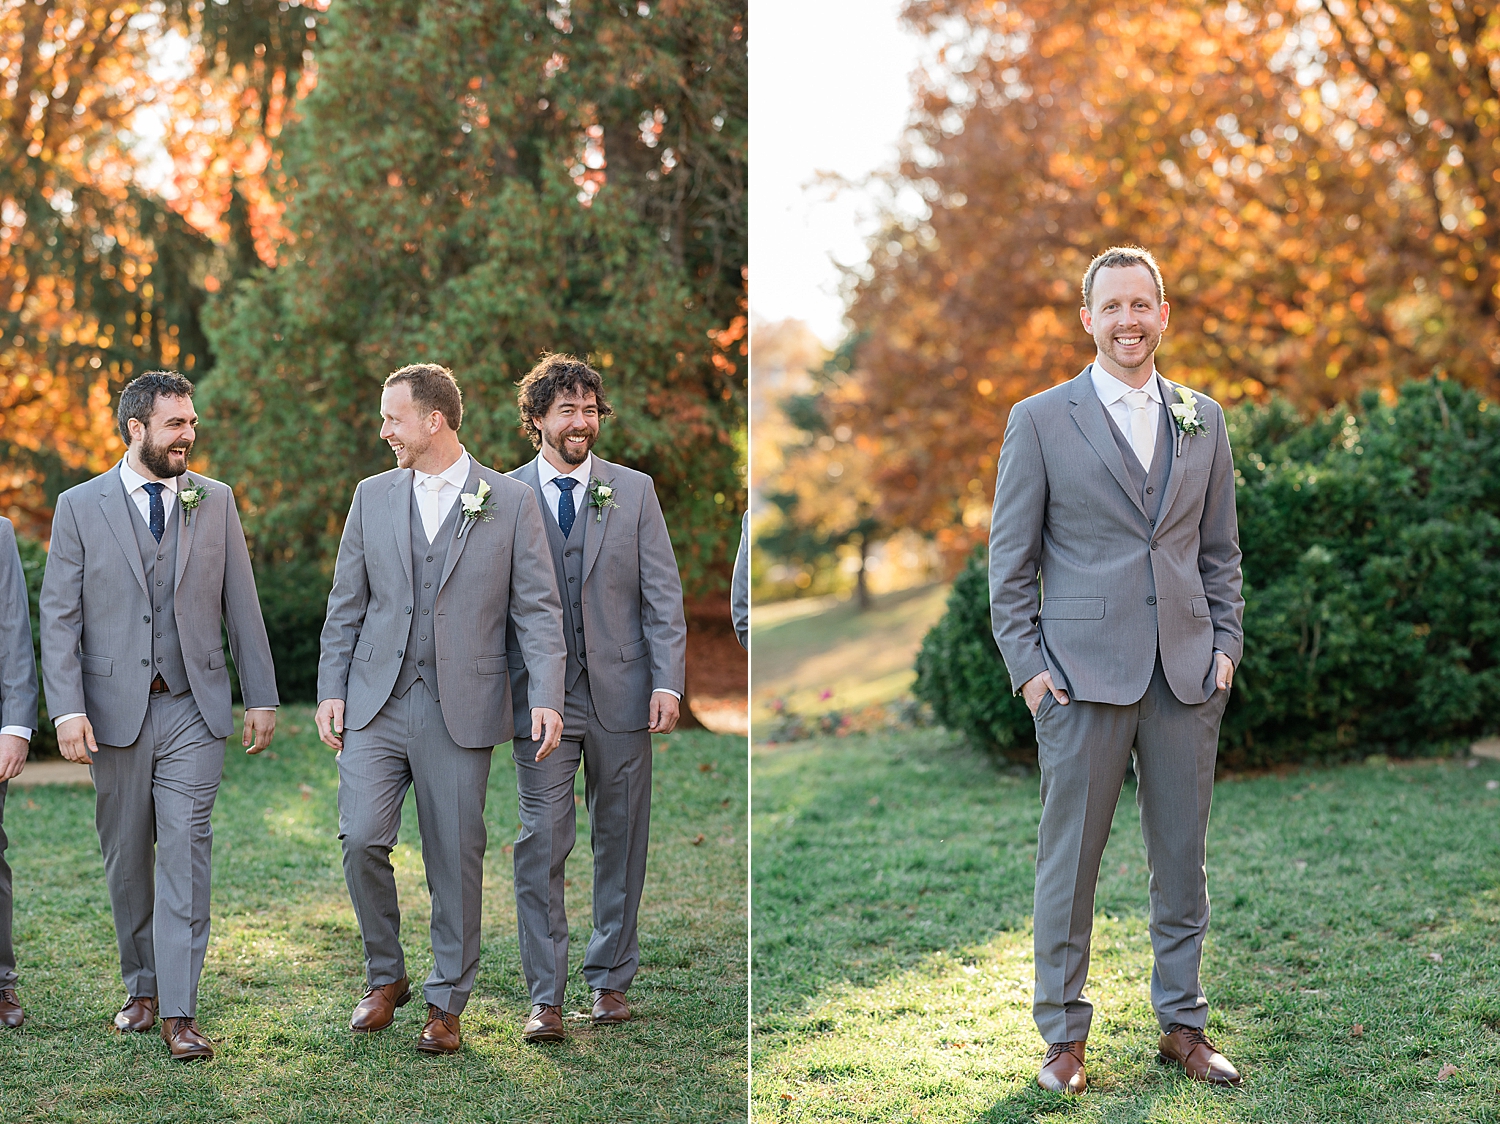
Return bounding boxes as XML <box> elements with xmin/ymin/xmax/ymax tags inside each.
<box><xmin>149</xmin><ymin>674</ymin><xmax>170</xmax><ymax>695</ymax></box>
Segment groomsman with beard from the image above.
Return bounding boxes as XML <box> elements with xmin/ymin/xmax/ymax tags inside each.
<box><xmin>989</xmin><ymin>247</ymin><xmax>1245</xmax><ymax>1093</ymax></box>
<box><xmin>0</xmin><ymin>516</ymin><xmax>39</xmax><ymax>1028</ymax></box>
<box><xmin>316</xmin><ymin>363</ymin><xmax>566</xmax><ymax>1054</ymax></box>
<box><xmin>505</xmin><ymin>354</ymin><xmax>687</xmax><ymax>1044</ymax></box>
<box><xmin>40</xmin><ymin>371</ymin><xmax>279</xmax><ymax>1061</ymax></box>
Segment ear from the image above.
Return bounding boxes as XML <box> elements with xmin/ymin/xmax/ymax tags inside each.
<box><xmin>126</xmin><ymin>417</ymin><xmax>144</xmax><ymax>445</ymax></box>
<box><xmin>1079</xmin><ymin>305</ymin><xmax>1093</xmax><ymax>333</ymax></box>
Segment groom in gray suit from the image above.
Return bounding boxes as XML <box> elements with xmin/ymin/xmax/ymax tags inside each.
<box><xmin>316</xmin><ymin>363</ymin><xmax>566</xmax><ymax>1055</ymax></box>
<box><xmin>505</xmin><ymin>353</ymin><xmax>687</xmax><ymax>1044</ymax></box>
<box><xmin>989</xmin><ymin>247</ymin><xmax>1245</xmax><ymax>1093</ymax></box>
<box><xmin>0</xmin><ymin>517</ymin><xmax>39</xmax><ymax>1029</ymax></box>
<box><xmin>40</xmin><ymin>371</ymin><xmax>279</xmax><ymax>1061</ymax></box>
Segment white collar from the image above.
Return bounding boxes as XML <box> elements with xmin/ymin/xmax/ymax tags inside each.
<box><xmin>1090</xmin><ymin>361</ymin><xmax>1162</xmax><ymax>408</ymax></box>
<box><xmin>536</xmin><ymin>450</ymin><xmax>593</xmax><ymax>491</ymax></box>
<box><xmin>119</xmin><ymin>458</ymin><xmax>180</xmax><ymax>495</ymax></box>
<box><xmin>413</xmin><ymin>449</ymin><xmax>471</xmax><ymax>492</ymax></box>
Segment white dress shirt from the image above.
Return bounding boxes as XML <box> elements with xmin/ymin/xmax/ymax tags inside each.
<box><xmin>1091</xmin><ymin>361</ymin><xmax>1162</xmax><ymax>470</ymax></box>
<box><xmin>532</xmin><ymin>451</ymin><xmax>680</xmax><ymax>701</ymax></box>
<box><xmin>413</xmin><ymin>450</ymin><xmax>472</xmax><ymax>543</ymax></box>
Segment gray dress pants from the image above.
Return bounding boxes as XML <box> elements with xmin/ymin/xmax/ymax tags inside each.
<box><xmin>512</xmin><ymin>674</ymin><xmax>652</xmax><ymax>1007</ymax></box>
<box><xmin>0</xmin><ymin>780</ymin><xmax>13</xmax><ymax>988</ymax></box>
<box><xmin>1031</xmin><ymin>657</ymin><xmax>1228</xmax><ymax>1043</ymax></box>
<box><xmin>91</xmin><ymin>690</ymin><xmax>226</xmax><ymax>1019</ymax></box>
<box><xmin>337</xmin><ymin>679</ymin><xmax>493</xmax><ymax>1015</ymax></box>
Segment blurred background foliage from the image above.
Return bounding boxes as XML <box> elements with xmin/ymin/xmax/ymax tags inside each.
<box><xmin>913</xmin><ymin>379</ymin><xmax>1500</xmax><ymax>767</ymax></box>
<box><xmin>756</xmin><ymin>0</ymin><xmax>1500</xmax><ymax>599</ymax></box>
<box><xmin>1</xmin><ymin>0</ymin><xmax>746</xmax><ymax>714</ymax></box>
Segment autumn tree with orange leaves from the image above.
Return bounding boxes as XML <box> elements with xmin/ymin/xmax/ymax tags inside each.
<box><xmin>819</xmin><ymin>0</ymin><xmax>1500</xmax><ymax>561</ymax></box>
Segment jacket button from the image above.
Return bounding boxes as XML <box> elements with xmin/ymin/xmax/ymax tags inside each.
<box><xmin>396</xmin><ymin>649</ymin><xmax>404</xmax><ymax>658</ymax></box>
<box><xmin>1147</xmin><ymin>596</ymin><xmax>1156</xmax><ymax>606</ymax></box>
<box><xmin>405</xmin><ymin>606</ymin><xmax>412</xmax><ymax>614</ymax></box>
<box><xmin>1150</xmin><ymin>541</ymin><xmax>1159</xmax><ymax>550</ymax></box>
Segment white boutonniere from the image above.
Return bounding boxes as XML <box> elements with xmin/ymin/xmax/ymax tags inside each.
<box><xmin>457</xmin><ymin>478</ymin><xmax>492</xmax><ymax>538</ymax></box>
<box><xmin>587</xmin><ymin>477</ymin><xmax>618</xmax><ymax>522</ymax></box>
<box><xmin>178</xmin><ymin>481</ymin><xmax>210</xmax><ymax>525</ymax></box>
<box><xmin>1168</xmin><ymin>385</ymin><xmax>1208</xmax><ymax>457</ymax></box>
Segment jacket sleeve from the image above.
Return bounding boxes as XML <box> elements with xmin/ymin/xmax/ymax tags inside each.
<box><xmin>38</xmin><ymin>494</ymin><xmax>88</xmax><ymax>719</ymax></box>
<box><xmin>220</xmin><ymin>485</ymin><xmax>279</xmax><ymax>709</ymax></box>
<box><xmin>507</xmin><ymin>487</ymin><xmax>566</xmax><ymax>714</ymax></box>
<box><xmin>988</xmin><ymin>401</ymin><xmax>1051</xmax><ymax>693</ymax></box>
<box><xmin>731</xmin><ymin>510</ymin><xmax>749</xmax><ymax>649</ymax></box>
<box><xmin>638</xmin><ymin>479</ymin><xmax>687</xmax><ymax>696</ymax></box>
<box><xmin>317</xmin><ymin>482</ymin><xmax>370</xmax><ymax>704</ymax></box>
<box><xmin>1197</xmin><ymin>400</ymin><xmax>1245</xmax><ymax>665</ymax></box>
<box><xmin>0</xmin><ymin>519</ymin><xmax>38</xmax><ymax>731</ymax></box>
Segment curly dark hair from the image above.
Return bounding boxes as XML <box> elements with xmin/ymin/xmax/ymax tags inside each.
<box><xmin>515</xmin><ymin>353</ymin><xmax>613</xmax><ymax>449</ymax></box>
<box><xmin>117</xmin><ymin>370</ymin><xmax>194</xmax><ymax>445</ymax></box>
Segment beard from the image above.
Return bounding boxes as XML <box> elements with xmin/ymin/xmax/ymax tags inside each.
<box><xmin>545</xmin><ymin>427</ymin><xmax>596</xmax><ymax>466</ymax></box>
<box><xmin>1097</xmin><ymin>326</ymin><xmax>1161</xmax><ymax>373</ymax></box>
<box><xmin>390</xmin><ymin>433</ymin><xmax>430</xmax><ymax>469</ymax></box>
<box><xmin>138</xmin><ymin>433</ymin><xmax>192</xmax><ymax>478</ymax></box>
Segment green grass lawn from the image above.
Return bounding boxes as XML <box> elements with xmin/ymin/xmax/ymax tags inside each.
<box><xmin>0</xmin><ymin>706</ymin><xmax>747</xmax><ymax>1123</ymax></box>
<box><xmin>753</xmin><ymin>731</ymin><xmax>1500</xmax><ymax>1122</ymax></box>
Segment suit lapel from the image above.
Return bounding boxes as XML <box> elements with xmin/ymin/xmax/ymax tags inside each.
<box><xmin>437</xmin><ymin>460</ymin><xmax>483</xmax><ymax>593</ymax></box>
<box><xmin>99</xmin><ymin>467</ymin><xmax>149</xmax><ymax>598</ymax></box>
<box><xmin>581</xmin><ymin>457</ymin><xmax>615</xmax><ymax>585</ymax></box>
<box><xmin>389</xmin><ymin>470</ymin><xmax>414</xmax><ymax>591</ymax></box>
<box><xmin>1069</xmin><ymin>368</ymin><xmax>1149</xmax><ymax>519</ymax></box>
<box><xmin>1153</xmin><ymin>373</ymin><xmax>1204</xmax><ymax>528</ymax></box>
<box><xmin>173</xmin><ymin>475</ymin><xmax>197</xmax><ymax>589</ymax></box>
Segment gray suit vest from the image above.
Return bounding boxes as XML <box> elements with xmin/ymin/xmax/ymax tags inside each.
<box><xmin>393</xmin><ymin>486</ymin><xmax>460</xmax><ymax>701</ymax></box>
<box><xmin>1104</xmin><ymin>397</ymin><xmax>1174</xmax><ymax>524</ymax></box>
<box><xmin>542</xmin><ymin>493</ymin><xmax>590</xmax><ymax>693</ymax></box>
<box><xmin>127</xmin><ymin>479</ymin><xmax>190</xmax><ymax>694</ymax></box>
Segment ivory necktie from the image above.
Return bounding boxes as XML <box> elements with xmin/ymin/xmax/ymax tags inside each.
<box><xmin>1123</xmin><ymin>389</ymin><xmax>1156</xmax><ymax>471</ymax></box>
<box><xmin>419</xmin><ymin>475</ymin><xmax>445</xmax><ymax>542</ymax></box>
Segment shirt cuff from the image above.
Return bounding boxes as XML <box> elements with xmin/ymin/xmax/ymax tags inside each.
<box><xmin>0</xmin><ymin>726</ymin><xmax>31</xmax><ymax>741</ymax></box>
<box><xmin>246</xmin><ymin>707</ymin><xmax>278</xmax><ymax>712</ymax></box>
<box><xmin>652</xmin><ymin>688</ymin><xmax>682</xmax><ymax>700</ymax></box>
<box><xmin>53</xmin><ymin>712</ymin><xmax>87</xmax><ymax>727</ymax></box>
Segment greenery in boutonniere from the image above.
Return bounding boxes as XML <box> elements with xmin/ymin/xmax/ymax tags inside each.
<box><xmin>178</xmin><ymin>481</ymin><xmax>210</xmax><ymax>525</ymax></box>
<box><xmin>587</xmin><ymin>477</ymin><xmax>619</xmax><ymax>522</ymax></box>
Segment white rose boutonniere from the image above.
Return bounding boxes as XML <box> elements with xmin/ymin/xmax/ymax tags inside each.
<box><xmin>457</xmin><ymin>478</ymin><xmax>493</xmax><ymax>538</ymax></box>
<box><xmin>1168</xmin><ymin>385</ymin><xmax>1208</xmax><ymax>457</ymax></box>
<box><xmin>178</xmin><ymin>482</ymin><xmax>210</xmax><ymax>525</ymax></box>
<box><xmin>587</xmin><ymin>477</ymin><xmax>618</xmax><ymax>522</ymax></box>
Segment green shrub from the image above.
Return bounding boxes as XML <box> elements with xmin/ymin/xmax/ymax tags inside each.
<box><xmin>915</xmin><ymin>378</ymin><xmax>1500</xmax><ymax>768</ymax></box>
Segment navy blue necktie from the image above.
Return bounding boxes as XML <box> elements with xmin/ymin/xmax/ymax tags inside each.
<box><xmin>143</xmin><ymin>482</ymin><xmax>166</xmax><ymax>543</ymax></box>
<box><xmin>556</xmin><ymin>477</ymin><xmax>578</xmax><ymax>537</ymax></box>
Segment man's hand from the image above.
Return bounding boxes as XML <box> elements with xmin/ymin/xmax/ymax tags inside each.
<box><xmin>1214</xmin><ymin>651</ymin><xmax>1235</xmax><ymax>692</ymax></box>
<box><xmin>1022</xmin><ymin>670</ymin><xmax>1069</xmax><ymax>717</ymax></box>
<box><xmin>242</xmin><ymin>708</ymin><xmax>277</xmax><ymax>755</ymax></box>
<box><xmin>57</xmin><ymin>715</ymin><xmax>98</xmax><ymax>764</ymax></box>
<box><xmin>0</xmin><ymin>734</ymin><xmax>27</xmax><ymax>783</ymax></box>
<box><xmin>315</xmin><ymin>699</ymin><xmax>346</xmax><ymax>751</ymax></box>
<box><xmin>649</xmin><ymin>691</ymin><xmax>680</xmax><ymax>734</ymax></box>
<box><xmin>531</xmin><ymin>707</ymin><xmax>564</xmax><ymax>761</ymax></box>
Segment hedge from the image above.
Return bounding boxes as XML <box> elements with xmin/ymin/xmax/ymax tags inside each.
<box><xmin>914</xmin><ymin>378</ymin><xmax>1500</xmax><ymax>769</ymax></box>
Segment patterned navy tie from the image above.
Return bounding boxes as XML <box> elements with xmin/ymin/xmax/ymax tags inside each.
<box><xmin>556</xmin><ymin>476</ymin><xmax>578</xmax><ymax>537</ymax></box>
<box><xmin>143</xmin><ymin>482</ymin><xmax>166</xmax><ymax>543</ymax></box>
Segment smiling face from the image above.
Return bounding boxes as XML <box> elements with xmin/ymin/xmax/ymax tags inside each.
<box><xmin>128</xmin><ymin>395</ymin><xmax>197</xmax><ymax>479</ymax></box>
<box><xmin>379</xmin><ymin>381</ymin><xmax>442</xmax><ymax>470</ymax></box>
<box><xmin>535</xmin><ymin>387</ymin><xmax>601</xmax><ymax>469</ymax></box>
<box><xmin>1080</xmin><ymin>263</ymin><xmax>1170</xmax><ymax>385</ymax></box>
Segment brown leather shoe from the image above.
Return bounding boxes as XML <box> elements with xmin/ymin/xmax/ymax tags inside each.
<box><xmin>591</xmin><ymin>988</ymin><xmax>631</xmax><ymax>1025</ymax></box>
<box><xmin>160</xmin><ymin>1016</ymin><xmax>214</xmax><ymax>1062</ymax></box>
<box><xmin>1037</xmin><ymin>1040</ymin><xmax>1087</xmax><ymax>1094</ymax></box>
<box><xmin>1158</xmin><ymin>1024</ymin><xmax>1241</xmax><ymax>1086</ymax></box>
<box><xmin>522</xmin><ymin>1003</ymin><xmax>565</xmax><ymax>1043</ymax></box>
<box><xmin>114</xmin><ymin>996</ymin><xmax>157</xmax><ymax>1033</ymax></box>
<box><xmin>350</xmin><ymin>978</ymin><xmax>411</xmax><ymax>1033</ymax></box>
<box><xmin>0</xmin><ymin>987</ymin><xmax>21</xmax><ymax>1028</ymax></box>
<box><xmin>416</xmin><ymin>1004</ymin><xmax>461</xmax><ymax>1054</ymax></box>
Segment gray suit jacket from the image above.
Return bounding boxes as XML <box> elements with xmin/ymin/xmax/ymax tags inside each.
<box><xmin>506</xmin><ymin>456</ymin><xmax>687</xmax><ymax>734</ymax></box>
<box><xmin>0</xmin><ymin>519</ymin><xmax>39</xmax><ymax>732</ymax></box>
<box><xmin>731</xmin><ymin>510</ymin><xmax>749</xmax><ymax>648</ymax></box>
<box><xmin>988</xmin><ymin>367</ymin><xmax>1244</xmax><ymax>706</ymax></box>
<box><xmin>40</xmin><ymin>465</ymin><xmax>279</xmax><ymax>746</ymax></box>
<box><xmin>318</xmin><ymin>459</ymin><xmax>566</xmax><ymax>749</ymax></box>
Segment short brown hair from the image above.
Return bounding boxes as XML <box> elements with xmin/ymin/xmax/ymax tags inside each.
<box><xmin>515</xmin><ymin>353</ymin><xmax>613</xmax><ymax>448</ymax></box>
<box><xmin>117</xmin><ymin>370</ymin><xmax>194</xmax><ymax>445</ymax></box>
<box><xmin>1081</xmin><ymin>246</ymin><xmax>1166</xmax><ymax>310</ymax></box>
<box><xmin>384</xmin><ymin>363</ymin><xmax>463</xmax><ymax>430</ymax></box>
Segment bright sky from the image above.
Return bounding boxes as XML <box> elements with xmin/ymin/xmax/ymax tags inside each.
<box><xmin>750</xmin><ymin>0</ymin><xmax>926</xmax><ymax>346</ymax></box>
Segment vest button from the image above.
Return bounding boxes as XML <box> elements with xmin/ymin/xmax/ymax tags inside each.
<box><xmin>418</xmin><ymin>659</ymin><xmax>425</xmax><ymax>666</ymax></box>
<box><xmin>157</xmin><ymin>580</ymin><xmax>164</xmax><ymax>586</ymax></box>
<box><xmin>144</xmin><ymin>615</ymin><xmax>150</xmax><ymax>623</ymax></box>
<box><xmin>568</xmin><ymin>577</ymin><xmax>576</xmax><ymax>583</ymax></box>
<box><xmin>1147</xmin><ymin>596</ymin><xmax>1156</xmax><ymax>605</ymax></box>
<box><xmin>573</xmin><ymin>602</ymin><xmax>580</xmax><ymax>608</ymax></box>
<box><xmin>424</xmin><ymin>582</ymin><xmax>432</xmax><ymax>589</ymax></box>
<box><xmin>157</xmin><ymin>554</ymin><xmax>164</xmax><ymax>561</ymax></box>
<box><xmin>156</xmin><ymin>632</ymin><xmax>162</xmax><ymax>638</ymax></box>
<box><xmin>142</xmin><ymin>659</ymin><xmax>149</xmax><ymax>666</ymax></box>
<box><xmin>426</xmin><ymin>556</ymin><xmax>433</xmax><ymax>563</ymax></box>
<box><xmin>420</xmin><ymin>635</ymin><xmax>427</xmax><ymax>641</ymax></box>
<box><xmin>423</xmin><ymin>608</ymin><xmax>429</xmax><ymax>615</ymax></box>
<box><xmin>1146</xmin><ymin>487</ymin><xmax>1154</xmax><ymax>495</ymax></box>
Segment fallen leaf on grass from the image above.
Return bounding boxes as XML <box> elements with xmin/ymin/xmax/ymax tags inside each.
<box><xmin>299</xmin><ymin>784</ymin><xmax>314</xmax><ymax>800</ymax></box>
<box><xmin>1427</xmin><ymin>952</ymin><xmax>1444</xmax><ymax>963</ymax></box>
<box><xmin>1350</xmin><ymin>1024</ymin><xmax>1364</xmax><ymax>1037</ymax></box>
<box><xmin>691</xmin><ymin>834</ymin><xmax>705</xmax><ymax>845</ymax></box>
<box><xmin>501</xmin><ymin>844</ymin><xmax>513</xmax><ymax>854</ymax></box>
<box><xmin>1438</xmin><ymin>1063</ymin><xmax>1459</xmax><ymax>1080</ymax></box>
<box><xmin>698</xmin><ymin>762</ymin><xmax>714</xmax><ymax>772</ymax></box>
